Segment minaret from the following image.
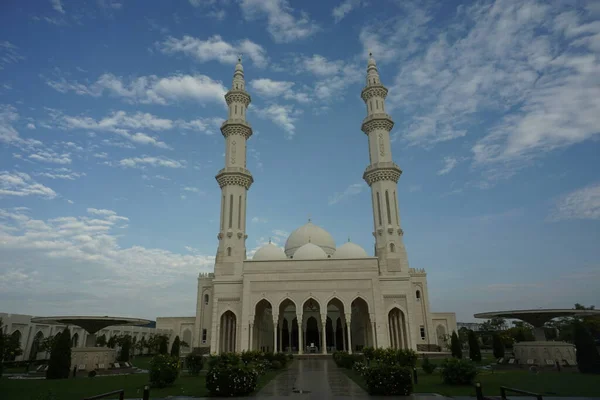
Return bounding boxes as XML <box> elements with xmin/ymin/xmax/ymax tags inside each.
<box><xmin>361</xmin><ymin>53</ymin><xmax>409</xmax><ymax>274</ymax></box>
<box><xmin>214</xmin><ymin>58</ymin><xmax>253</xmax><ymax>276</ymax></box>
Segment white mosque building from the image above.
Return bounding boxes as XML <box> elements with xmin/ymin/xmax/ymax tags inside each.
<box><xmin>156</xmin><ymin>55</ymin><xmax>456</xmax><ymax>355</ymax></box>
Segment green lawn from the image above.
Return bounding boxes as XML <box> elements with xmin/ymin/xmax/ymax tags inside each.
<box><xmin>342</xmin><ymin>368</ymin><xmax>600</xmax><ymax>397</ymax></box>
<box><xmin>1</xmin><ymin>368</ymin><xmax>284</xmax><ymax>400</ymax></box>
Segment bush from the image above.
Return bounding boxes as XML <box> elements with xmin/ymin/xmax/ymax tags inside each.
<box><xmin>185</xmin><ymin>352</ymin><xmax>204</xmax><ymax>376</ymax></box>
<box><xmin>574</xmin><ymin>322</ymin><xmax>600</xmax><ymax>374</ymax></box>
<box><xmin>353</xmin><ymin>361</ymin><xmax>368</xmax><ymax>376</ymax></box>
<box><xmin>333</xmin><ymin>351</ymin><xmax>363</xmax><ymax>369</ymax></box>
<box><xmin>159</xmin><ymin>337</ymin><xmax>169</xmax><ymax>355</ymax></box>
<box><xmin>422</xmin><ymin>356</ymin><xmax>437</xmax><ymax>374</ymax></box>
<box><xmin>440</xmin><ymin>358</ymin><xmax>478</xmax><ymax>385</ymax></box>
<box><xmin>366</xmin><ymin>348</ymin><xmax>417</xmax><ymax>367</ymax></box>
<box><xmin>206</xmin><ymin>363</ymin><xmax>258</xmax><ymax>397</ymax></box>
<box><xmin>208</xmin><ymin>353</ymin><xmax>241</xmax><ymax>369</ymax></box>
<box><xmin>450</xmin><ymin>331</ymin><xmax>462</xmax><ymax>359</ymax></box>
<box><xmin>46</xmin><ymin>328</ymin><xmax>71</xmax><ymax>379</ymax></box>
<box><xmin>118</xmin><ymin>336</ymin><xmax>131</xmax><ymax>363</ymax></box>
<box><xmin>492</xmin><ymin>333</ymin><xmax>504</xmax><ymax>359</ymax></box>
<box><xmin>363</xmin><ymin>364</ymin><xmax>413</xmax><ymax>395</ymax></box>
<box><xmin>468</xmin><ymin>330</ymin><xmax>481</xmax><ymax>362</ymax></box>
<box><xmin>149</xmin><ymin>354</ymin><xmax>179</xmax><ymax>388</ymax></box>
<box><xmin>271</xmin><ymin>360</ymin><xmax>282</xmax><ymax>370</ymax></box>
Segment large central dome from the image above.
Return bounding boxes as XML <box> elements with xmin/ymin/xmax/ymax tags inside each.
<box><xmin>284</xmin><ymin>220</ymin><xmax>336</xmax><ymax>257</ymax></box>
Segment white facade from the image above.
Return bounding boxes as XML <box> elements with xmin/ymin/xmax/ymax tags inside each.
<box><xmin>0</xmin><ymin>312</ymin><xmax>169</xmax><ymax>361</ymax></box>
<box><xmin>157</xmin><ymin>55</ymin><xmax>456</xmax><ymax>354</ymax></box>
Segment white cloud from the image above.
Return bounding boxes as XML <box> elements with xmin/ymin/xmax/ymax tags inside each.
<box><xmin>0</xmin><ymin>208</ymin><xmax>214</xmax><ymax>316</ymax></box>
<box><xmin>239</xmin><ymin>0</ymin><xmax>319</xmax><ymax>43</ymax></box>
<box><xmin>34</xmin><ymin>168</ymin><xmax>85</xmax><ymax>180</ymax></box>
<box><xmin>0</xmin><ymin>105</ymin><xmax>42</xmax><ymax>148</ymax></box>
<box><xmin>117</xmin><ymin>156</ymin><xmax>186</xmax><ymax>169</ymax></box>
<box><xmin>159</xmin><ymin>35</ymin><xmax>268</xmax><ymax>68</ymax></box>
<box><xmin>328</xmin><ymin>183</ymin><xmax>366</xmax><ymax>205</ymax></box>
<box><xmin>251</xmin><ymin>216</ymin><xmax>268</xmax><ymax>223</ymax></box>
<box><xmin>183</xmin><ymin>186</ymin><xmax>202</xmax><ymax>193</ymax></box>
<box><xmin>26</xmin><ymin>123</ymin><xmax>35</xmax><ymax>129</ymax></box>
<box><xmin>302</xmin><ymin>54</ymin><xmax>343</xmax><ymax>76</ymax></box>
<box><xmin>28</xmin><ymin>151</ymin><xmax>72</xmax><ymax>164</ymax></box>
<box><xmin>0</xmin><ymin>42</ymin><xmax>25</xmax><ymax>70</ymax></box>
<box><xmin>549</xmin><ymin>182</ymin><xmax>600</xmax><ymax>221</ymax></box>
<box><xmin>437</xmin><ymin>157</ymin><xmax>458</xmax><ymax>175</ymax></box>
<box><xmin>51</xmin><ymin>0</ymin><xmax>65</xmax><ymax>13</ymax></box>
<box><xmin>178</xmin><ymin>117</ymin><xmax>224</xmax><ymax>135</ymax></box>
<box><xmin>253</xmin><ymin>104</ymin><xmax>299</xmax><ymax>138</ymax></box>
<box><xmin>46</xmin><ymin>73</ymin><xmax>227</xmax><ymax>106</ymax></box>
<box><xmin>332</xmin><ymin>0</ymin><xmax>364</xmax><ymax>23</ymax></box>
<box><xmin>93</xmin><ymin>152</ymin><xmax>108</xmax><ymax>159</ymax></box>
<box><xmin>0</xmin><ymin>171</ymin><xmax>57</xmax><ymax>199</ymax></box>
<box><xmin>293</xmin><ymin>55</ymin><xmax>362</xmax><ymax>101</ymax></box>
<box><xmin>250</xmin><ymin>78</ymin><xmax>294</xmax><ymax>97</ymax></box>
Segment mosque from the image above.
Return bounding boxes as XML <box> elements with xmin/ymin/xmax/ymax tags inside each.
<box><xmin>156</xmin><ymin>55</ymin><xmax>456</xmax><ymax>355</ymax></box>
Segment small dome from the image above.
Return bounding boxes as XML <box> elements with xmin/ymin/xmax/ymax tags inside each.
<box><xmin>235</xmin><ymin>58</ymin><xmax>244</xmax><ymax>72</ymax></box>
<box><xmin>253</xmin><ymin>242</ymin><xmax>286</xmax><ymax>261</ymax></box>
<box><xmin>293</xmin><ymin>242</ymin><xmax>327</xmax><ymax>260</ymax></box>
<box><xmin>285</xmin><ymin>221</ymin><xmax>336</xmax><ymax>257</ymax></box>
<box><xmin>333</xmin><ymin>241</ymin><xmax>368</xmax><ymax>259</ymax></box>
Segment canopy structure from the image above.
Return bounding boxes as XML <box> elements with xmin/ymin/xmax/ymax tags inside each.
<box><xmin>31</xmin><ymin>316</ymin><xmax>151</xmax><ymax>347</ymax></box>
<box><xmin>474</xmin><ymin>309</ymin><xmax>600</xmax><ymax>340</ymax></box>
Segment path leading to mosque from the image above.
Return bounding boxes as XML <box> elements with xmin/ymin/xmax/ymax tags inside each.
<box><xmin>256</xmin><ymin>357</ymin><xmax>368</xmax><ymax>398</ymax></box>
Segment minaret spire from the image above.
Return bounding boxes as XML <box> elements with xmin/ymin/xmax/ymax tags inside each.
<box><xmin>214</xmin><ymin>58</ymin><xmax>254</xmax><ymax>275</ymax></box>
<box><xmin>361</xmin><ymin>53</ymin><xmax>409</xmax><ymax>273</ymax></box>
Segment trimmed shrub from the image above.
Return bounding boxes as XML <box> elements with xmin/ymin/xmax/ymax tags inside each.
<box><xmin>467</xmin><ymin>330</ymin><xmax>481</xmax><ymax>362</ymax></box>
<box><xmin>353</xmin><ymin>361</ymin><xmax>368</xmax><ymax>376</ymax></box>
<box><xmin>46</xmin><ymin>328</ymin><xmax>71</xmax><ymax>379</ymax></box>
<box><xmin>362</xmin><ymin>347</ymin><xmax>375</xmax><ymax>363</ymax></box>
<box><xmin>574</xmin><ymin>322</ymin><xmax>600</xmax><ymax>374</ymax></box>
<box><xmin>271</xmin><ymin>360</ymin><xmax>282</xmax><ymax>370</ymax></box>
<box><xmin>367</xmin><ymin>348</ymin><xmax>417</xmax><ymax>367</ymax></box>
<box><xmin>422</xmin><ymin>356</ymin><xmax>437</xmax><ymax>374</ymax></box>
<box><xmin>170</xmin><ymin>336</ymin><xmax>181</xmax><ymax>357</ymax></box>
<box><xmin>206</xmin><ymin>363</ymin><xmax>258</xmax><ymax>397</ymax></box>
<box><xmin>333</xmin><ymin>351</ymin><xmax>363</xmax><ymax>369</ymax></box>
<box><xmin>159</xmin><ymin>336</ymin><xmax>168</xmax><ymax>355</ymax></box>
<box><xmin>440</xmin><ymin>358</ymin><xmax>478</xmax><ymax>385</ymax></box>
<box><xmin>363</xmin><ymin>364</ymin><xmax>413</xmax><ymax>396</ymax></box>
<box><xmin>149</xmin><ymin>354</ymin><xmax>179</xmax><ymax>388</ymax></box>
<box><xmin>208</xmin><ymin>352</ymin><xmax>241</xmax><ymax>369</ymax></box>
<box><xmin>492</xmin><ymin>333</ymin><xmax>504</xmax><ymax>359</ymax></box>
<box><xmin>185</xmin><ymin>352</ymin><xmax>204</xmax><ymax>376</ymax></box>
<box><xmin>450</xmin><ymin>331</ymin><xmax>462</xmax><ymax>359</ymax></box>
<box><xmin>118</xmin><ymin>336</ymin><xmax>131</xmax><ymax>363</ymax></box>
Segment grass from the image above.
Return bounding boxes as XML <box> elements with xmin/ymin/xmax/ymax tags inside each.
<box><xmin>1</xmin><ymin>364</ymin><xmax>287</xmax><ymax>400</ymax></box>
<box><xmin>342</xmin><ymin>367</ymin><xmax>600</xmax><ymax>397</ymax></box>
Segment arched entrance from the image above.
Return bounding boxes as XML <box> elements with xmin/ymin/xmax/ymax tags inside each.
<box><xmin>326</xmin><ymin>298</ymin><xmax>346</xmax><ymax>353</ymax></box>
<box><xmin>29</xmin><ymin>331</ymin><xmax>44</xmax><ymax>360</ymax></box>
<box><xmin>278</xmin><ymin>299</ymin><xmax>298</xmax><ymax>353</ymax></box>
<box><xmin>71</xmin><ymin>332</ymin><xmax>79</xmax><ymax>348</ymax></box>
<box><xmin>388</xmin><ymin>308</ymin><xmax>408</xmax><ymax>349</ymax></box>
<box><xmin>350</xmin><ymin>298</ymin><xmax>373</xmax><ymax>352</ymax></box>
<box><xmin>7</xmin><ymin>330</ymin><xmax>22</xmax><ymax>361</ymax></box>
<box><xmin>219</xmin><ymin>311</ymin><xmax>237</xmax><ymax>353</ymax></box>
<box><xmin>436</xmin><ymin>325</ymin><xmax>447</xmax><ymax>349</ymax></box>
<box><xmin>302</xmin><ymin>298</ymin><xmax>322</xmax><ymax>353</ymax></box>
<box><xmin>252</xmin><ymin>299</ymin><xmax>274</xmax><ymax>352</ymax></box>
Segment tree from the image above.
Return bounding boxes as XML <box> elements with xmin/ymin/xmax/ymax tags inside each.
<box><xmin>107</xmin><ymin>335</ymin><xmax>117</xmax><ymax>349</ymax></box>
<box><xmin>47</xmin><ymin>327</ymin><xmax>72</xmax><ymax>379</ymax></box>
<box><xmin>170</xmin><ymin>336</ymin><xmax>181</xmax><ymax>357</ymax></box>
<box><xmin>0</xmin><ymin>319</ymin><xmax>4</xmax><ymax>376</ymax></box>
<box><xmin>547</xmin><ymin>304</ymin><xmax>600</xmax><ymax>343</ymax></box>
<box><xmin>96</xmin><ymin>334</ymin><xmax>107</xmax><ymax>347</ymax></box>
<box><xmin>450</xmin><ymin>331</ymin><xmax>462</xmax><ymax>359</ymax></box>
<box><xmin>159</xmin><ymin>336</ymin><xmax>169</xmax><ymax>355</ymax></box>
<box><xmin>492</xmin><ymin>332</ymin><xmax>504</xmax><ymax>359</ymax></box>
<box><xmin>117</xmin><ymin>335</ymin><xmax>132</xmax><ymax>362</ymax></box>
<box><xmin>138</xmin><ymin>336</ymin><xmax>147</xmax><ymax>355</ymax></box>
<box><xmin>40</xmin><ymin>335</ymin><xmax>60</xmax><ymax>355</ymax></box>
<box><xmin>468</xmin><ymin>330</ymin><xmax>481</xmax><ymax>362</ymax></box>
<box><xmin>2</xmin><ymin>330</ymin><xmax>23</xmax><ymax>361</ymax></box>
<box><xmin>573</xmin><ymin>322</ymin><xmax>600</xmax><ymax>373</ymax></box>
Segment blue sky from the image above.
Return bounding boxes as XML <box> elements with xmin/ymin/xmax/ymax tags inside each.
<box><xmin>1</xmin><ymin>0</ymin><xmax>599</xmax><ymax>322</ymax></box>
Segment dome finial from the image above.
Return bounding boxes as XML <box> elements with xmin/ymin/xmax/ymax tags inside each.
<box><xmin>348</xmin><ymin>236</ymin><xmax>351</xmax><ymax>242</ymax></box>
<box><xmin>308</xmin><ymin>236</ymin><xmax>311</xmax><ymax>243</ymax></box>
<box><xmin>269</xmin><ymin>237</ymin><xmax>272</xmax><ymax>244</ymax></box>
<box><xmin>308</xmin><ymin>214</ymin><xmax>311</xmax><ymax>223</ymax></box>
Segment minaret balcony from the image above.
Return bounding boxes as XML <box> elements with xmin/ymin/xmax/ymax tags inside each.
<box><xmin>215</xmin><ymin>167</ymin><xmax>253</xmax><ymax>189</ymax></box>
<box><xmin>361</xmin><ymin>85</ymin><xmax>388</xmax><ymax>101</ymax></box>
<box><xmin>363</xmin><ymin>162</ymin><xmax>402</xmax><ymax>185</ymax></box>
<box><xmin>361</xmin><ymin>113</ymin><xmax>394</xmax><ymax>135</ymax></box>
<box><xmin>221</xmin><ymin>120</ymin><xmax>252</xmax><ymax>139</ymax></box>
<box><xmin>225</xmin><ymin>91</ymin><xmax>251</xmax><ymax>106</ymax></box>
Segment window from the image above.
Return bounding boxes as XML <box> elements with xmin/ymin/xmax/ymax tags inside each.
<box><xmin>227</xmin><ymin>247</ymin><xmax>232</xmax><ymax>256</ymax></box>
<box><xmin>204</xmin><ymin>294</ymin><xmax>209</xmax><ymax>305</ymax></box>
<box><xmin>237</xmin><ymin>195</ymin><xmax>242</xmax><ymax>229</ymax></box>
<box><xmin>202</xmin><ymin>329</ymin><xmax>207</xmax><ymax>343</ymax></box>
<box><xmin>376</xmin><ymin>192</ymin><xmax>382</xmax><ymax>226</ymax></box>
<box><xmin>390</xmin><ymin>243</ymin><xmax>395</xmax><ymax>252</ymax></box>
<box><xmin>228</xmin><ymin>194</ymin><xmax>233</xmax><ymax>228</ymax></box>
<box><xmin>416</xmin><ymin>290</ymin><xmax>421</xmax><ymax>301</ymax></box>
<box><xmin>420</xmin><ymin>326</ymin><xmax>426</xmax><ymax>340</ymax></box>
<box><xmin>385</xmin><ymin>191</ymin><xmax>392</xmax><ymax>224</ymax></box>
<box><xmin>376</xmin><ymin>99</ymin><xmax>379</xmax><ymax>109</ymax></box>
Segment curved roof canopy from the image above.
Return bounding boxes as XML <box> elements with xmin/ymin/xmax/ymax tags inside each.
<box><xmin>30</xmin><ymin>316</ymin><xmax>151</xmax><ymax>334</ymax></box>
<box><xmin>474</xmin><ymin>309</ymin><xmax>600</xmax><ymax>327</ymax></box>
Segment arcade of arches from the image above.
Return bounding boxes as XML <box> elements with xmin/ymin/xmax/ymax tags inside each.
<box><xmin>217</xmin><ymin>297</ymin><xmax>391</xmax><ymax>354</ymax></box>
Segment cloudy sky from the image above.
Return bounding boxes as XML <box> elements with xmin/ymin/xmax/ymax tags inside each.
<box><xmin>1</xmin><ymin>0</ymin><xmax>599</xmax><ymax>323</ymax></box>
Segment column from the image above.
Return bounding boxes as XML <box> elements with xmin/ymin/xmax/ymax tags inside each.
<box><xmin>321</xmin><ymin>315</ymin><xmax>327</xmax><ymax>354</ymax></box>
<box><xmin>342</xmin><ymin>321</ymin><xmax>347</xmax><ymax>351</ymax></box>
<box><xmin>233</xmin><ymin>318</ymin><xmax>237</xmax><ymax>352</ymax></box>
<box><xmin>249</xmin><ymin>322</ymin><xmax>254</xmax><ymax>351</ymax></box>
<box><xmin>279</xmin><ymin>322</ymin><xmax>283</xmax><ymax>352</ymax></box>
<box><xmin>215</xmin><ymin>323</ymin><xmax>220</xmax><ymax>354</ymax></box>
<box><xmin>288</xmin><ymin>330</ymin><xmax>292</xmax><ymax>353</ymax></box>
<box><xmin>371</xmin><ymin>321</ymin><xmax>377</xmax><ymax>349</ymax></box>
<box><xmin>297</xmin><ymin>314</ymin><xmax>303</xmax><ymax>354</ymax></box>
<box><xmin>333</xmin><ymin>328</ymin><xmax>337</xmax><ymax>351</ymax></box>
<box><xmin>272</xmin><ymin>316</ymin><xmax>278</xmax><ymax>353</ymax></box>
<box><xmin>346</xmin><ymin>313</ymin><xmax>353</xmax><ymax>354</ymax></box>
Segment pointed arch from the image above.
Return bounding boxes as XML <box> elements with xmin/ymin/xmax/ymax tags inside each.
<box><xmin>388</xmin><ymin>307</ymin><xmax>409</xmax><ymax>349</ymax></box>
<box><xmin>301</xmin><ymin>295</ymin><xmax>323</xmax><ymax>312</ymax></box>
<box><xmin>276</xmin><ymin>296</ymin><xmax>297</xmax><ymax>311</ymax></box>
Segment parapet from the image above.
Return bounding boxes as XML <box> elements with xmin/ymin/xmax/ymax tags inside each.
<box><xmin>198</xmin><ymin>272</ymin><xmax>215</xmax><ymax>279</ymax></box>
<box><xmin>408</xmin><ymin>268</ymin><xmax>427</xmax><ymax>276</ymax></box>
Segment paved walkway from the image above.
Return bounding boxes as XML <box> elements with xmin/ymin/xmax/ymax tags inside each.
<box><xmin>257</xmin><ymin>357</ymin><xmax>368</xmax><ymax>398</ymax></box>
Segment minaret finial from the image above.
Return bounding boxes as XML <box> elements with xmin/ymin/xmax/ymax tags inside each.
<box><xmin>348</xmin><ymin>236</ymin><xmax>351</xmax><ymax>242</ymax></box>
<box><xmin>269</xmin><ymin>237</ymin><xmax>272</xmax><ymax>244</ymax></box>
<box><xmin>308</xmin><ymin>236</ymin><xmax>312</xmax><ymax>243</ymax></box>
<box><xmin>308</xmin><ymin>214</ymin><xmax>311</xmax><ymax>223</ymax></box>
